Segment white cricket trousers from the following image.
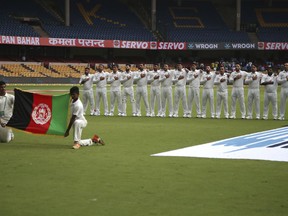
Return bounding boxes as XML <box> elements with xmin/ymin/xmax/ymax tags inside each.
<box><xmin>73</xmin><ymin>119</ymin><xmax>92</xmax><ymax>146</ymax></box>
<box><xmin>122</xmin><ymin>86</ymin><xmax>136</xmax><ymax>115</ymax></box>
<box><xmin>0</xmin><ymin>126</ymin><xmax>13</xmax><ymax>143</ymax></box>
<box><xmin>110</xmin><ymin>90</ymin><xmax>122</xmax><ymax>114</ymax></box>
<box><xmin>136</xmin><ymin>86</ymin><xmax>150</xmax><ymax>115</ymax></box>
<box><xmin>150</xmin><ymin>86</ymin><xmax>161</xmax><ymax>115</ymax></box>
<box><xmin>95</xmin><ymin>87</ymin><xmax>108</xmax><ymax>114</ymax></box>
<box><xmin>82</xmin><ymin>89</ymin><xmax>95</xmax><ymax>114</ymax></box>
<box><xmin>263</xmin><ymin>92</ymin><xmax>277</xmax><ymax>119</ymax></box>
<box><xmin>173</xmin><ymin>86</ymin><xmax>188</xmax><ymax>115</ymax></box>
<box><xmin>230</xmin><ymin>87</ymin><xmax>246</xmax><ymax>118</ymax></box>
<box><xmin>201</xmin><ymin>88</ymin><xmax>215</xmax><ymax>117</ymax></box>
<box><xmin>279</xmin><ymin>88</ymin><xmax>288</xmax><ymax>119</ymax></box>
<box><xmin>247</xmin><ymin>89</ymin><xmax>260</xmax><ymax>118</ymax></box>
<box><xmin>187</xmin><ymin>87</ymin><xmax>201</xmax><ymax>116</ymax></box>
<box><xmin>161</xmin><ymin>86</ymin><xmax>173</xmax><ymax>116</ymax></box>
<box><xmin>216</xmin><ymin>91</ymin><xmax>228</xmax><ymax>118</ymax></box>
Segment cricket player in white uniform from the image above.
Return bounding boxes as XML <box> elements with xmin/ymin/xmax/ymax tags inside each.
<box><xmin>134</xmin><ymin>64</ymin><xmax>150</xmax><ymax>117</ymax></box>
<box><xmin>79</xmin><ymin>67</ymin><xmax>95</xmax><ymax>115</ymax></box>
<box><xmin>64</xmin><ymin>86</ymin><xmax>104</xmax><ymax>150</ymax></box>
<box><xmin>148</xmin><ymin>63</ymin><xmax>162</xmax><ymax>117</ymax></box>
<box><xmin>159</xmin><ymin>64</ymin><xmax>174</xmax><ymax>117</ymax></box>
<box><xmin>172</xmin><ymin>63</ymin><xmax>188</xmax><ymax>118</ymax></box>
<box><xmin>200</xmin><ymin>66</ymin><xmax>216</xmax><ymax>118</ymax></box>
<box><xmin>277</xmin><ymin>63</ymin><xmax>288</xmax><ymax>120</ymax></box>
<box><xmin>229</xmin><ymin>64</ymin><xmax>248</xmax><ymax>119</ymax></box>
<box><xmin>186</xmin><ymin>62</ymin><xmax>202</xmax><ymax>118</ymax></box>
<box><xmin>261</xmin><ymin>67</ymin><xmax>278</xmax><ymax>120</ymax></box>
<box><xmin>245</xmin><ymin>64</ymin><xmax>262</xmax><ymax>119</ymax></box>
<box><xmin>107</xmin><ymin>64</ymin><xmax>122</xmax><ymax>116</ymax></box>
<box><xmin>120</xmin><ymin>64</ymin><xmax>137</xmax><ymax>116</ymax></box>
<box><xmin>94</xmin><ymin>64</ymin><xmax>109</xmax><ymax>116</ymax></box>
<box><xmin>0</xmin><ymin>81</ymin><xmax>14</xmax><ymax>143</ymax></box>
<box><xmin>214</xmin><ymin>66</ymin><xmax>229</xmax><ymax>119</ymax></box>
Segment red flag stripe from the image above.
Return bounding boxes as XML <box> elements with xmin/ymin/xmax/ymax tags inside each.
<box><xmin>26</xmin><ymin>94</ymin><xmax>52</xmax><ymax>134</ymax></box>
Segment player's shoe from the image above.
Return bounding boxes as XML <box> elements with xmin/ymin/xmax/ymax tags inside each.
<box><xmin>72</xmin><ymin>143</ymin><xmax>81</xmax><ymax>149</ymax></box>
<box><xmin>93</xmin><ymin>111</ymin><xmax>100</xmax><ymax>116</ymax></box>
<box><xmin>92</xmin><ymin>134</ymin><xmax>105</xmax><ymax>145</ymax></box>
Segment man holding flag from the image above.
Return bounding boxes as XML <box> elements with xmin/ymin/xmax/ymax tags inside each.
<box><xmin>65</xmin><ymin>86</ymin><xmax>105</xmax><ymax>149</ymax></box>
<box><xmin>0</xmin><ymin>81</ymin><xmax>14</xmax><ymax>143</ymax></box>
<box><xmin>7</xmin><ymin>85</ymin><xmax>105</xmax><ymax>149</ymax></box>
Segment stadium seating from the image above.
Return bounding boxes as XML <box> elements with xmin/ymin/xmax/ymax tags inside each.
<box><xmin>0</xmin><ymin>62</ymin><xmax>96</xmax><ymax>78</ymax></box>
<box><xmin>241</xmin><ymin>0</ymin><xmax>288</xmax><ymax>42</ymax></box>
<box><xmin>0</xmin><ymin>0</ymin><xmax>51</xmax><ymax>37</ymax></box>
<box><xmin>0</xmin><ymin>0</ymin><xmax>156</xmax><ymax>41</ymax></box>
<box><xmin>1</xmin><ymin>63</ymin><xmax>45</xmax><ymax>77</ymax></box>
<box><xmin>44</xmin><ymin>0</ymin><xmax>156</xmax><ymax>41</ymax></box>
<box><xmin>1</xmin><ymin>0</ymin><xmax>286</xmax><ymax>43</ymax></box>
<box><xmin>156</xmin><ymin>0</ymin><xmax>251</xmax><ymax>42</ymax></box>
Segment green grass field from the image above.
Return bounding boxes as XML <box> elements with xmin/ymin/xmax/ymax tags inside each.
<box><xmin>1</xmin><ymin>85</ymin><xmax>288</xmax><ymax>216</ymax></box>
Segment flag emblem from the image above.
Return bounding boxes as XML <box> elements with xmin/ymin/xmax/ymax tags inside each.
<box><xmin>32</xmin><ymin>103</ymin><xmax>52</xmax><ymax>125</ymax></box>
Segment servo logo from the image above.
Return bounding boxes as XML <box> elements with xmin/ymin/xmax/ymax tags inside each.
<box><xmin>32</xmin><ymin>103</ymin><xmax>51</xmax><ymax>125</ymax></box>
<box><xmin>152</xmin><ymin>127</ymin><xmax>288</xmax><ymax>162</ymax></box>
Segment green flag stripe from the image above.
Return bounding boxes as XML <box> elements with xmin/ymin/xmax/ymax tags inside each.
<box><xmin>46</xmin><ymin>93</ymin><xmax>70</xmax><ymax>135</ymax></box>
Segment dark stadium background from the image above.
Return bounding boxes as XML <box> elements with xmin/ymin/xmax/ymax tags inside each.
<box><xmin>0</xmin><ymin>0</ymin><xmax>287</xmax><ymax>84</ymax></box>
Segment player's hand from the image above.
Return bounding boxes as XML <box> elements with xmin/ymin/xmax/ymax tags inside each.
<box><xmin>140</xmin><ymin>73</ymin><xmax>145</xmax><ymax>78</ymax></box>
<box><xmin>220</xmin><ymin>78</ymin><xmax>225</xmax><ymax>82</ymax></box>
<box><xmin>114</xmin><ymin>76</ymin><xmax>118</xmax><ymax>80</ymax></box>
<box><xmin>154</xmin><ymin>75</ymin><xmax>159</xmax><ymax>79</ymax></box>
<box><xmin>252</xmin><ymin>75</ymin><xmax>257</xmax><ymax>80</ymax></box>
<box><xmin>127</xmin><ymin>76</ymin><xmax>131</xmax><ymax>80</ymax></box>
<box><xmin>235</xmin><ymin>74</ymin><xmax>241</xmax><ymax>80</ymax></box>
<box><xmin>206</xmin><ymin>76</ymin><xmax>211</xmax><ymax>80</ymax></box>
<box><xmin>194</xmin><ymin>74</ymin><xmax>198</xmax><ymax>78</ymax></box>
<box><xmin>100</xmin><ymin>76</ymin><xmax>105</xmax><ymax>80</ymax></box>
<box><xmin>165</xmin><ymin>74</ymin><xmax>170</xmax><ymax>78</ymax></box>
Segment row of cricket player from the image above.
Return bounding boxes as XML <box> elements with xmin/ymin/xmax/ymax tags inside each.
<box><xmin>79</xmin><ymin>62</ymin><xmax>288</xmax><ymax>120</ymax></box>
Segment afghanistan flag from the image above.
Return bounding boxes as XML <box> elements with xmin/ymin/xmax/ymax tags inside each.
<box><xmin>7</xmin><ymin>89</ymin><xmax>70</xmax><ymax>136</ymax></box>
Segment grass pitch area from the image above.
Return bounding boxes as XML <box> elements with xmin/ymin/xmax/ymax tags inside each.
<box><xmin>0</xmin><ymin>85</ymin><xmax>288</xmax><ymax>216</ymax></box>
